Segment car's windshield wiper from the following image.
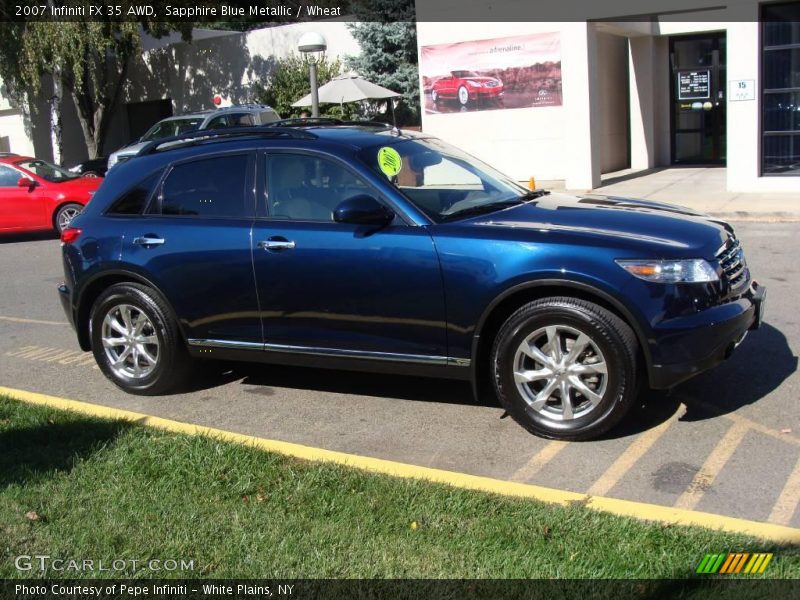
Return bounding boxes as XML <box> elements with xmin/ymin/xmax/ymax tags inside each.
<box><xmin>440</xmin><ymin>199</ymin><xmax>524</xmax><ymax>222</ymax></box>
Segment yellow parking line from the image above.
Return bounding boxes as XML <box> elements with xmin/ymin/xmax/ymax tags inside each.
<box><xmin>510</xmin><ymin>440</ymin><xmax>569</xmax><ymax>482</ymax></box>
<box><xmin>722</xmin><ymin>410</ymin><xmax>800</xmax><ymax>447</ymax></box>
<box><xmin>768</xmin><ymin>454</ymin><xmax>800</xmax><ymax>526</ymax></box>
<box><xmin>0</xmin><ymin>385</ymin><xmax>798</xmax><ymax>544</ymax></box>
<box><xmin>675</xmin><ymin>421</ymin><xmax>750</xmax><ymax>511</ymax></box>
<box><xmin>0</xmin><ymin>315</ymin><xmax>69</xmax><ymax>326</ymax></box>
<box><xmin>587</xmin><ymin>404</ymin><xmax>686</xmax><ymax>497</ymax></box>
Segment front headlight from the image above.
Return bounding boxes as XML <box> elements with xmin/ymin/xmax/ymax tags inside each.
<box><xmin>616</xmin><ymin>259</ymin><xmax>719</xmax><ymax>283</ymax></box>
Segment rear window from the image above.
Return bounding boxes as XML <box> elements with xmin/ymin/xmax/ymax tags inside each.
<box><xmin>158</xmin><ymin>154</ymin><xmax>249</xmax><ymax>218</ymax></box>
<box><xmin>107</xmin><ymin>172</ymin><xmax>162</xmax><ymax>215</ymax></box>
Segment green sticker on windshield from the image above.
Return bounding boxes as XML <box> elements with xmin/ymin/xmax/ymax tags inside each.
<box><xmin>377</xmin><ymin>147</ymin><xmax>402</xmax><ymax>177</ymax></box>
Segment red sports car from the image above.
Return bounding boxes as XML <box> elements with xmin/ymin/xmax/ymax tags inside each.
<box><xmin>0</xmin><ymin>156</ymin><xmax>102</xmax><ymax>234</ymax></box>
<box><xmin>431</xmin><ymin>70</ymin><xmax>504</xmax><ymax>106</ymax></box>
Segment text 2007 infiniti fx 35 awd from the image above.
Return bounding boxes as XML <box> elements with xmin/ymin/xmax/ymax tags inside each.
<box><xmin>57</xmin><ymin>122</ymin><xmax>766</xmax><ymax>440</ymax></box>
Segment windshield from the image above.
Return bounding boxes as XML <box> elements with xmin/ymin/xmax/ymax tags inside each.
<box><xmin>358</xmin><ymin>137</ymin><xmax>527</xmax><ymax>222</ymax></box>
<box><xmin>452</xmin><ymin>70</ymin><xmax>481</xmax><ymax>78</ymax></box>
<box><xmin>15</xmin><ymin>159</ymin><xmax>78</xmax><ymax>182</ymax></box>
<box><xmin>141</xmin><ymin>117</ymin><xmax>204</xmax><ymax>142</ymax></box>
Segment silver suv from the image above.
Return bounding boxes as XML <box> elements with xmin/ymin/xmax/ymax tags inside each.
<box><xmin>108</xmin><ymin>104</ymin><xmax>281</xmax><ymax>169</ymax></box>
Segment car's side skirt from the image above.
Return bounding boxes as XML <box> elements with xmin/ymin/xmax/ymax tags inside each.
<box><xmin>186</xmin><ymin>338</ymin><xmax>472</xmax><ymax>380</ymax></box>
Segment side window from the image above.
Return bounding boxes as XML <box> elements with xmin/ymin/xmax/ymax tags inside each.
<box><xmin>230</xmin><ymin>113</ymin><xmax>254</xmax><ymax>127</ymax></box>
<box><xmin>107</xmin><ymin>172</ymin><xmax>161</xmax><ymax>215</ymax></box>
<box><xmin>266</xmin><ymin>154</ymin><xmax>372</xmax><ymax>222</ymax></box>
<box><xmin>0</xmin><ymin>164</ymin><xmax>21</xmax><ymax>186</ymax></box>
<box><xmin>205</xmin><ymin>115</ymin><xmax>229</xmax><ymax>130</ymax></box>
<box><xmin>160</xmin><ymin>154</ymin><xmax>249</xmax><ymax>218</ymax></box>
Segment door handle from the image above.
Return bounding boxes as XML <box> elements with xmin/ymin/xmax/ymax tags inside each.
<box><xmin>132</xmin><ymin>236</ymin><xmax>165</xmax><ymax>246</ymax></box>
<box><xmin>258</xmin><ymin>238</ymin><xmax>296</xmax><ymax>251</ymax></box>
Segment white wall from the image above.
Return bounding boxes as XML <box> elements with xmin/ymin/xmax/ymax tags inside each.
<box><xmin>597</xmin><ymin>32</ymin><xmax>630</xmax><ymax>173</ymax></box>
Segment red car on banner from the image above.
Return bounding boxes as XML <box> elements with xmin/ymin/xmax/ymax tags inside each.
<box><xmin>431</xmin><ymin>70</ymin><xmax>505</xmax><ymax>106</ymax></box>
<box><xmin>0</xmin><ymin>156</ymin><xmax>101</xmax><ymax>234</ymax></box>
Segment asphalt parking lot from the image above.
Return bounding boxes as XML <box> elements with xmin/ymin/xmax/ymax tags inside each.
<box><xmin>1</xmin><ymin>223</ymin><xmax>798</xmax><ymax>528</ymax></box>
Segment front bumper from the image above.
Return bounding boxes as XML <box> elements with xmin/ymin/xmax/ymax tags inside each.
<box><xmin>649</xmin><ymin>282</ymin><xmax>766</xmax><ymax>389</ymax></box>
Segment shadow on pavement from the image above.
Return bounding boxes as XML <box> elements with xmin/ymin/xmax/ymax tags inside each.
<box><xmin>0</xmin><ymin>231</ymin><xmax>59</xmax><ymax>244</ymax></box>
<box><xmin>0</xmin><ymin>418</ymin><xmax>130</xmax><ymax>487</ymax></box>
<box><xmin>587</xmin><ymin>322</ymin><xmax>795</xmax><ymax>441</ymax></box>
<box><xmin>230</xmin><ymin>362</ymin><xmax>481</xmax><ymax>407</ymax></box>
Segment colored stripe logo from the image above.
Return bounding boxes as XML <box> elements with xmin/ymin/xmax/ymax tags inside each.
<box><xmin>696</xmin><ymin>552</ymin><xmax>773</xmax><ymax>574</ymax></box>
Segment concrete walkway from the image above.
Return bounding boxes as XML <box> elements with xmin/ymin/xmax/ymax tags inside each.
<box><xmin>572</xmin><ymin>167</ymin><xmax>799</xmax><ymax>222</ymax></box>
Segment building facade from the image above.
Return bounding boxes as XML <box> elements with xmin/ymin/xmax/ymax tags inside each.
<box><xmin>417</xmin><ymin>1</ymin><xmax>800</xmax><ymax>192</ymax></box>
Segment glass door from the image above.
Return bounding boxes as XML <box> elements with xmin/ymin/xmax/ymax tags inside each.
<box><xmin>670</xmin><ymin>33</ymin><xmax>727</xmax><ymax>164</ymax></box>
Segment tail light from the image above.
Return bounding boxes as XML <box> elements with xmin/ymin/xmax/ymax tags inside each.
<box><xmin>60</xmin><ymin>227</ymin><xmax>82</xmax><ymax>244</ymax></box>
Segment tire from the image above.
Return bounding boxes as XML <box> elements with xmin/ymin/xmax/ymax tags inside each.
<box><xmin>82</xmin><ymin>171</ymin><xmax>100</xmax><ymax>178</ymax></box>
<box><xmin>54</xmin><ymin>203</ymin><xmax>83</xmax><ymax>233</ymax></box>
<box><xmin>458</xmin><ymin>85</ymin><xmax>470</xmax><ymax>106</ymax></box>
<box><xmin>90</xmin><ymin>282</ymin><xmax>191</xmax><ymax>395</ymax></box>
<box><xmin>431</xmin><ymin>89</ymin><xmax>439</xmax><ymax>103</ymax></box>
<box><xmin>491</xmin><ymin>297</ymin><xmax>638</xmax><ymax>440</ymax></box>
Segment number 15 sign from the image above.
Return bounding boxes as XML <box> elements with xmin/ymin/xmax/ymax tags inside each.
<box><xmin>730</xmin><ymin>80</ymin><xmax>755</xmax><ymax>102</ymax></box>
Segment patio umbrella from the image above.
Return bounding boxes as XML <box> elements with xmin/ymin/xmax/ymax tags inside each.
<box><xmin>292</xmin><ymin>73</ymin><xmax>401</xmax><ymax>107</ymax></box>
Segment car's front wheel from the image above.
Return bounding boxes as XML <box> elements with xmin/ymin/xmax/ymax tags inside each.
<box><xmin>458</xmin><ymin>85</ymin><xmax>470</xmax><ymax>106</ymax></box>
<box><xmin>54</xmin><ymin>203</ymin><xmax>83</xmax><ymax>233</ymax></box>
<box><xmin>90</xmin><ymin>283</ymin><xmax>190</xmax><ymax>395</ymax></box>
<box><xmin>431</xmin><ymin>89</ymin><xmax>439</xmax><ymax>103</ymax></box>
<box><xmin>491</xmin><ymin>297</ymin><xmax>638</xmax><ymax>440</ymax></box>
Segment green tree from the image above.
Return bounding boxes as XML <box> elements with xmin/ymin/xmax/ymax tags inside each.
<box><xmin>0</xmin><ymin>18</ymin><xmax>192</xmax><ymax>158</ymax></box>
<box><xmin>345</xmin><ymin>1</ymin><xmax>419</xmax><ymax>125</ymax></box>
<box><xmin>253</xmin><ymin>55</ymin><xmax>343</xmax><ymax>119</ymax></box>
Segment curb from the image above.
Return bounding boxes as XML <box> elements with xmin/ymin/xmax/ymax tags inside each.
<box><xmin>1</xmin><ymin>385</ymin><xmax>798</xmax><ymax>545</ymax></box>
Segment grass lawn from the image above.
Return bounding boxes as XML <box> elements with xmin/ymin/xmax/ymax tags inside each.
<box><xmin>0</xmin><ymin>394</ymin><xmax>797</xmax><ymax>580</ymax></box>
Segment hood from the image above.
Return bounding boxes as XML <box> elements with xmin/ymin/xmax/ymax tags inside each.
<box><xmin>467</xmin><ymin>193</ymin><xmax>732</xmax><ymax>259</ymax></box>
<box><xmin>111</xmin><ymin>141</ymin><xmax>148</xmax><ymax>159</ymax></box>
<box><xmin>61</xmin><ymin>176</ymin><xmax>103</xmax><ymax>190</ymax></box>
<box><xmin>465</xmin><ymin>77</ymin><xmax>501</xmax><ymax>84</ymax></box>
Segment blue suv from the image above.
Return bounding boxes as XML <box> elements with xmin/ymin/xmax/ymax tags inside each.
<box><xmin>58</xmin><ymin>121</ymin><xmax>766</xmax><ymax>440</ymax></box>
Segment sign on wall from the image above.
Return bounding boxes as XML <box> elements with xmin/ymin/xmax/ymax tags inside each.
<box><xmin>678</xmin><ymin>70</ymin><xmax>711</xmax><ymax>100</ymax></box>
<box><xmin>730</xmin><ymin>80</ymin><xmax>755</xmax><ymax>101</ymax></box>
<box><xmin>420</xmin><ymin>33</ymin><xmax>562</xmax><ymax>115</ymax></box>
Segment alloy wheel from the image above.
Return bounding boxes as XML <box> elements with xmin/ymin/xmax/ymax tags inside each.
<box><xmin>101</xmin><ymin>303</ymin><xmax>160</xmax><ymax>380</ymax></box>
<box><xmin>513</xmin><ymin>324</ymin><xmax>608</xmax><ymax>421</ymax></box>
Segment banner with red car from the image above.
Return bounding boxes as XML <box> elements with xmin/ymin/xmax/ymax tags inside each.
<box><xmin>421</xmin><ymin>32</ymin><xmax>563</xmax><ymax>114</ymax></box>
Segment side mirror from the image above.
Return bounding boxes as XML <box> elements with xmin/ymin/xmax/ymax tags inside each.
<box><xmin>333</xmin><ymin>195</ymin><xmax>394</xmax><ymax>227</ymax></box>
<box><xmin>17</xmin><ymin>177</ymin><xmax>35</xmax><ymax>189</ymax></box>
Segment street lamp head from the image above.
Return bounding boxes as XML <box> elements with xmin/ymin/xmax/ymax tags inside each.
<box><xmin>297</xmin><ymin>31</ymin><xmax>327</xmax><ymax>54</ymax></box>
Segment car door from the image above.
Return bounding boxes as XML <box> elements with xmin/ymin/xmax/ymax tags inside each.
<box><xmin>251</xmin><ymin>150</ymin><xmax>448</xmax><ymax>360</ymax></box>
<box><xmin>0</xmin><ymin>164</ymin><xmax>45</xmax><ymax>231</ymax></box>
<box><xmin>122</xmin><ymin>151</ymin><xmax>262</xmax><ymax>345</ymax></box>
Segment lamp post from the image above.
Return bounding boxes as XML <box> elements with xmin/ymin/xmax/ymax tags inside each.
<box><xmin>297</xmin><ymin>32</ymin><xmax>327</xmax><ymax>118</ymax></box>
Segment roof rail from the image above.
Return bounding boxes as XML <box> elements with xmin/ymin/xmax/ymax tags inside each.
<box><xmin>137</xmin><ymin>126</ymin><xmax>318</xmax><ymax>156</ymax></box>
<box><xmin>270</xmin><ymin>118</ymin><xmax>392</xmax><ymax>129</ymax></box>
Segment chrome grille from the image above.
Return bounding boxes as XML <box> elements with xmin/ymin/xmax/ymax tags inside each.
<box><xmin>716</xmin><ymin>236</ymin><xmax>748</xmax><ymax>290</ymax></box>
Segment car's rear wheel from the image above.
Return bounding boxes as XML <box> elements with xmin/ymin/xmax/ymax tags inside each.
<box><xmin>458</xmin><ymin>86</ymin><xmax>470</xmax><ymax>106</ymax></box>
<box><xmin>54</xmin><ymin>203</ymin><xmax>82</xmax><ymax>233</ymax></box>
<box><xmin>90</xmin><ymin>283</ymin><xmax>190</xmax><ymax>395</ymax></box>
<box><xmin>491</xmin><ymin>297</ymin><xmax>638</xmax><ymax>440</ymax></box>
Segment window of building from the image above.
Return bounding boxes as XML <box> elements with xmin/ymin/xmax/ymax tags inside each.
<box><xmin>762</xmin><ymin>2</ymin><xmax>800</xmax><ymax>175</ymax></box>
<box><xmin>159</xmin><ymin>154</ymin><xmax>249</xmax><ymax>218</ymax></box>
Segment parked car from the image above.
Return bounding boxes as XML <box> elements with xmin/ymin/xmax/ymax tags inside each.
<box><xmin>67</xmin><ymin>157</ymin><xmax>109</xmax><ymax>178</ymax></box>
<box><xmin>58</xmin><ymin>124</ymin><xmax>765</xmax><ymax>440</ymax></box>
<box><xmin>107</xmin><ymin>104</ymin><xmax>281</xmax><ymax>169</ymax></box>
<box><xmin>431</xmin><ymin>70</ymin><xmax>504</xmax><ymax>106</ymax></box>
<box><xmin>0</xmin><ymin>155</ymin><xmax>101</xmax><ymax>233</ymax></box>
